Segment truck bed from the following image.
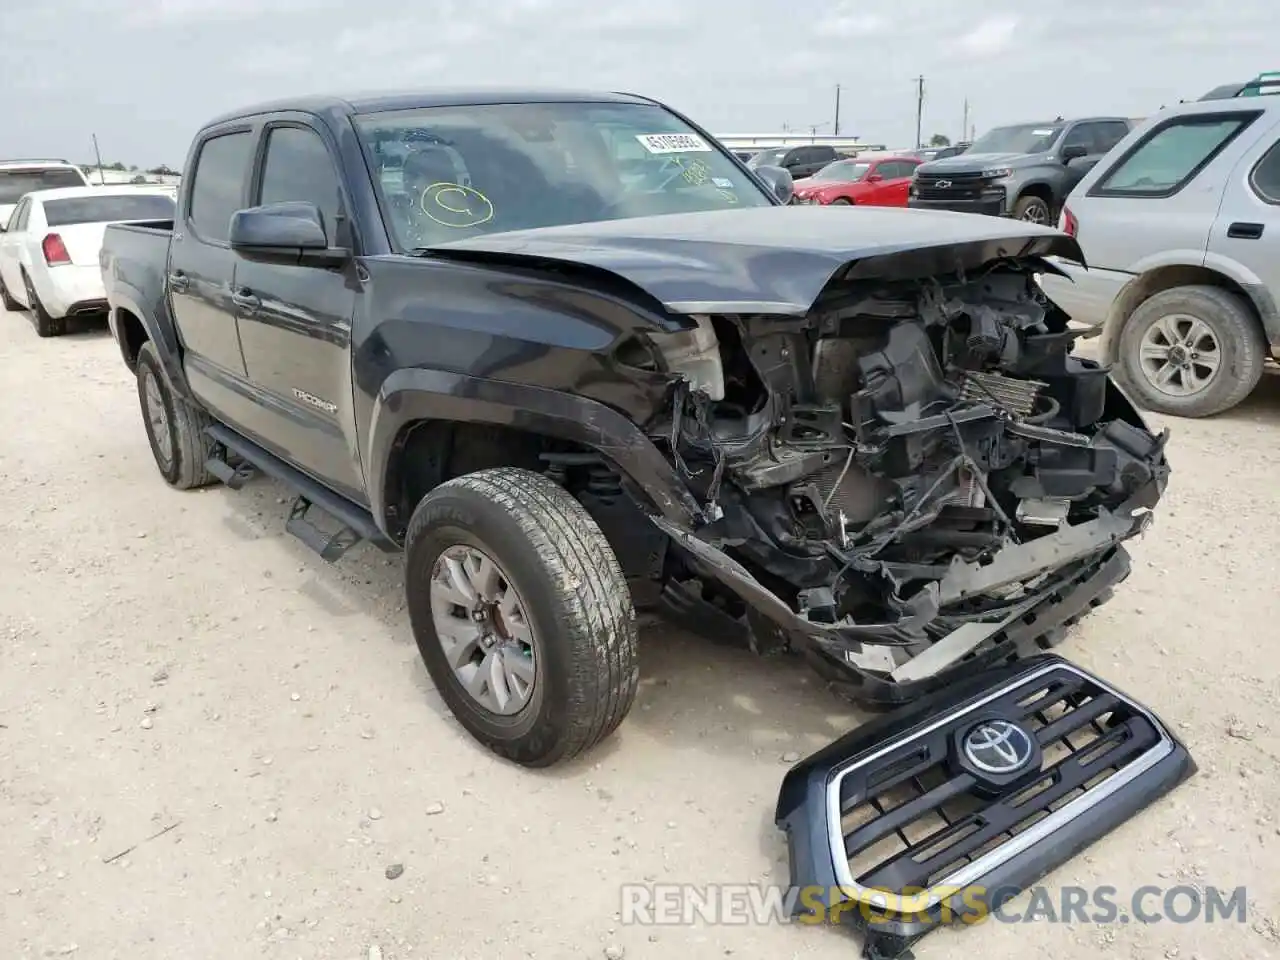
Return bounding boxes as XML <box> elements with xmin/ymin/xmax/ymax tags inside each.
<box><xmin>100</xmin><ymin>220</ymin><xmax>175</xmax><ymax>346</ymax></box>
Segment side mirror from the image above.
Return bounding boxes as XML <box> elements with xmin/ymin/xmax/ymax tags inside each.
<box><xmin>866</xmin><ymin>173</ymin><xmax>884</xmax><ymax>183</ymax></box>
<box><xmin>229</xmin><ymin>201</ymin><xmax>348</xmax><ymax>266</ymax></box>
<box><xmin>1060</xmin><ymin>144</ymin><xmax>1088</xmax><ymax>162</ymax></box>
<box><xmin>753</xmin><ymin>164</ymin><xmax>795</xmax><ymax>205</ymax></box>
<box><xmin>0</xmin><ymin>224</ymin><xmax>7</xmax><ymax>233</ymax></box>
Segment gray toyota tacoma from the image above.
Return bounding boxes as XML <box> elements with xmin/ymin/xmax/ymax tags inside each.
<box><xmin>99</xmin><ymin>88</ymin><xmax>1169</xmax><ymax>767</ymax></box>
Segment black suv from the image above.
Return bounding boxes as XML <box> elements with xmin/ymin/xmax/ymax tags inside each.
<box><xmin>748</xmin><ymin>144</ymin><xmax>841</xmax><ymax>179</ymax></box>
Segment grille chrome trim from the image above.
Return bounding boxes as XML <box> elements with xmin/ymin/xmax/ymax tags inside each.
<box><xmin>823</xmin><ymin>661</ymin><xmax>1174</xmax><ymax>912</ymax></box>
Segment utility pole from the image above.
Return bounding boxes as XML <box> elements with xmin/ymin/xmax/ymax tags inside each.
<box><xmin>962</xmin><ymin>97</ymin><xmax>969</xmax><ymax>144</ymax></box>
<box><xmin>833</xmin><ymin>84</ymin><xmax>841</xmax><ymax>136</ymax></box>
<box><xmin>90</xmin><ymin>133</ymin><xmax>107</xmax><ymax>185</ymax></box>
<box><xmin>914</xmin><ymin>76</ymin><xmax>925</xmax><ymax>149</ymax></box>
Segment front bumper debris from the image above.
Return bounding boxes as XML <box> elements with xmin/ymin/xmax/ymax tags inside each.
<box><xmin>774</xmin><ymin>655</ymin><xmax>1196</xmax><ymax>960</ymax></box>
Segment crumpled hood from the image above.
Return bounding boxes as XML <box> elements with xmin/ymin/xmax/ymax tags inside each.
<box><xmin>424</xmin><ymin>206</ymin><xmax>1083</xmax><ymax>316</ymax></box>
<box><xmin>918</xmin><ymin>152</ymin><xmax>1044</xmax><ymax>173</ymax></box>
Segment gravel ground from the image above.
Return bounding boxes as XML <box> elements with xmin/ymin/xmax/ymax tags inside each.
<box><xmin>2</xmin><ymin>306</ymin><xmax>1279</xmax><ymax>960</ymax></box>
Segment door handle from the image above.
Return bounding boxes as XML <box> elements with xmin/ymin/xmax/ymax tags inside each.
<box><xmin>168</xmin><ymin>271</ymin><xmax>189</xmax><ymax>293</ymax></box>
<box><xmin>1227</xmin><ymin>221</ymin><xmax>1264</xmax><ymax>239</ymax></box>
<box><xmin>231</xmin><ymin>287</ymin><xmax>260</xmax><ymax>313</ymax></box>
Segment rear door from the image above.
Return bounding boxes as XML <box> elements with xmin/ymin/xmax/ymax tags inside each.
<box><xmin>232</xmin><ymin>117</ymin><xmax>365</xmax><ymax>501</ymax></box>
<box><xmin>169</xmin><ymin>125</ymin><xmax>255</xmax><ymax>415</ymax></box>
<box><xmin>1207</xmin><ymin>113</ymin><xmax>1280</xmax><ymax>297</ymax></box>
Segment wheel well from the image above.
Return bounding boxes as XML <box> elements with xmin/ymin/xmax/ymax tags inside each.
<box><xmin>1104</xmin><ymin>265</ymin><xmax>1264</xmax><ymax>359</ymax></box>
<box><xmin>1017</xmin><ymin>183</ymin><xmax>1054</xmax><ymax>209</ymax></box>
<box><xmin>386</xmin><ymin>420</ymin><xmax>566</xmax><ymax>538</ymax></box>
<box><xmin>113</xmin><ymin>307</ymin><xmax>149</xmax><ymax>371</ymax></box>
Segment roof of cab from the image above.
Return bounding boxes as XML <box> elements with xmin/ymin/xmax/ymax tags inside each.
<box><xmin>205</xmin><ymin>88</ymin><xmax>657</xmax><ymax>127</ymax></box>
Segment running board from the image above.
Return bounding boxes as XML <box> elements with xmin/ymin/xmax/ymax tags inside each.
<box><xmin>203</xmin><ymin>423</ymin><xmax>399</xmax><ymax>558</ymax></box>
<box><xmin>776</xmin><ymin>655</ymin><xmax>1196</xmax><ymax>960</ymax></box>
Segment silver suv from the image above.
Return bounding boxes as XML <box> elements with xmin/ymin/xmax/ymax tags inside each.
<box><xmin>1041</xmin><ymin>98</ymin><xmax>1280</xmax><ymax>417</ymax></box>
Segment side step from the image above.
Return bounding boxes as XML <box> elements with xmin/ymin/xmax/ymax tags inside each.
<box><xmin>285</xmin><ymin>496</ymin><xmax>363</xmax><ymax>562</ymax></box>
<box><xmin>204</xmin><ymin>423</ymin><xmax>399</xmax><ymax>560</ymax></box>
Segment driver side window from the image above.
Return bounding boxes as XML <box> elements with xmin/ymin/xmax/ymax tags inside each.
<box><xmin>258</xmin><ymin>125</ymin><xmax>343</xmax><ymax>244</ymax></box>
<box><xmin>1060</xmin><ymin>124</ymin><xmax>1096</xmax><ymax>155</ymax></box>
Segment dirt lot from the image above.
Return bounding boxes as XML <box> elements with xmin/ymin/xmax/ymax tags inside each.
<box><xmin>1</xmin><ymin>306</ymin><xmax>1279</xmax><ymax>960</ymax></box>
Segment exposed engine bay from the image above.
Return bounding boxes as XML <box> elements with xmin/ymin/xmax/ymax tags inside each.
<box><xmin>638</xmin><ymin>260</ymin><xmax>1169</xmax><ymax>702</ymax></box>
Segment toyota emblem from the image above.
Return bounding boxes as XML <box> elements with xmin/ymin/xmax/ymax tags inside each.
<box><xmin>963</xmin><ymin>720</ymin><xmax>1035</xmax><ymax>774</ymax></box>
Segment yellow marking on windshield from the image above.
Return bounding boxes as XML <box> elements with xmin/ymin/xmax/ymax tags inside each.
<box><xmin>420</xmin><ymin>182</ymin><xmax>494</xmax><ymax>228</ymax></box>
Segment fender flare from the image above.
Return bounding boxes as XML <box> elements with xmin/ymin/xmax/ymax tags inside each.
<box><xmin>1014</xmin><ymin>177</ymin><xmax>1061</xmax><ymax>207</ymax></box>
<box><xmin>365</xmin><ymin>368</ymin><xmax>704</xmax><ymax>540</ymax></box>
<box><xmin>108</xmin><ymin>288</ymin><xmax>192</xmax><ymax>399</ymax></box>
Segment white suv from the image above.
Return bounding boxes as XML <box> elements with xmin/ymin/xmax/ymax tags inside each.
<box><xmin>1041</xmin><ymin>96</ymin><xmax>1280</xmax><ymax>418</ymax></box>
<box><xmin>0</xmin><ymin>160</ymin><xmax>91</xmax><ymax>225</ymax></box>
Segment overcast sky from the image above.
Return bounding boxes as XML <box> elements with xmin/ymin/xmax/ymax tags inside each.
<box><xmin>5</xmin><ymin>0</ymin><xmax>1277</xmax><ymax>167</ymax></box>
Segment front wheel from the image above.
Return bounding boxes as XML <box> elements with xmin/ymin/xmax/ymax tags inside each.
<box><xmin>831</xmin><ymin>197</ymin><xmax>854</xmax><ymax>205</ymax></box>
<box><xmin>0</xmin><ymin>275</ymin><xmax>20</xmax><ymax>311</ymax></box>
<box><xmin>1013</xmin><ymin>195</ymin><xmax>1051</xmax><ymax>224</ymax></box>
<box><xmin>405</xmin><ymin>467</ymin><xmax>639</xmax><ymax>767</ymax></box>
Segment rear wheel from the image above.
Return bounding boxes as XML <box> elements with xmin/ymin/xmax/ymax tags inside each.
<box><xmin>135</xmin><ymin>341</ymin><xmax>217</xmax><ymax>489</ymax></box>
<box><xmin>831</xmin><ymin>197</ymin><xmax>854</xmax><ymax>205</ymax></box>
<box><xmin>1115</xmin><ymin>284</ymin><xmax>1266</xmax><ymax>417</ymax></box>
<box><xmin>23</xmin><ymin>272</ymin><xmax>64</xmax><ymax>337</ymax></box>
<box><xmin>405</xmin><ymin>467</ymin><xmax>639</xmax><ymax>767</ymax></box>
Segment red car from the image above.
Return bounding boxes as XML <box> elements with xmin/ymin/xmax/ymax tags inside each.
<box><xmin>792</xmin><ymin>155</ymin><xmax>922</xmax><ymax>206</ymax></box>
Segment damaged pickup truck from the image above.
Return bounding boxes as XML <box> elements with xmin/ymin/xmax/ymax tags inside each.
<box><xmin>99</xmin><ymin>89</ymin><xmax>1169</xmax><ymax>766</ymax></box>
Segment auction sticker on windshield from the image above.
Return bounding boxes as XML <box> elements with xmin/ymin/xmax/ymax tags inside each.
<box><xmin>636</xmin><ymin>133</ymin><xmax>713</xmax><ymax>154</ymax></box>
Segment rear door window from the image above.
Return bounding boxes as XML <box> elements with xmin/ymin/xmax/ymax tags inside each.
<box><xmin>1093</xmin><ymin>113</ymin><xmax>1260</xmax><ymax>197</ymax></box>
<box><xmin>187</xmin><ymin>131</ymin><xmax>254</xmax><ymax>243</ymax></box>
<box><xmin>1250</xmin><ymin>138</ymin><xmax>1280</xmax><ymax>203</ymax></box>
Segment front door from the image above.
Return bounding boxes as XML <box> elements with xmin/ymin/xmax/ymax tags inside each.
<box><xmin>232</xmin><ymin>118</ymin><xmax>365</xmax><ymax>503</ymax></box>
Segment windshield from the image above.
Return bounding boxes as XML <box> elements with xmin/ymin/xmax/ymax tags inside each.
<box><xmin>0</xmin><ymin>168</ymin><xmax>87</xmax><ymax>203</ymax></box>
<box><xmin>747</xmin><ymin>148</ymin><xmax>787</xmax><ymax>168</ymax></box>
<box><xmin>811</xmin><ymin>160</ymin><xmax>870</xmax><ymax>182</ymax></box>
<box><xmin>44</xmin><ymin>193</ymin><xmax>175</xmax><ymax>226</ymax></box>
<box><xmin>354</xmin><ymin>102</ymin><xmax>773</xmax><ymax>249</ymax></box>
<box><xmin>967</xmin><ymin>124</ymin><xmax>1064</xmax><ymax>155</ymax></box>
